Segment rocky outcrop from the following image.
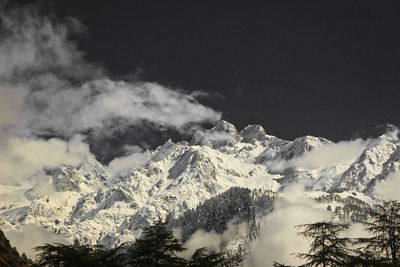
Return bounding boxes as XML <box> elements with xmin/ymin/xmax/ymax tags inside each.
<box><xmin>1</xmin><ymin>120</ymin><xmax>400</xmax><ymax>257</ymax></box>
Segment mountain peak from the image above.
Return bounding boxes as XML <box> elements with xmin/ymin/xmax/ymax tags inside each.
<box><xmin>80</xmin><ymin>155</ymin><xmax>102</xmax><ymax>168</ymax></box>
<box><xmin>277</xmin><ymin>135</ymin><xmax>333</xmax><ymax>160</ymax></box>
<box><xmin>211</xmin><ymin>120</ymin><xmax>238</xmax><ymax>134</ymax></box>
<box><xmin>4</xmin><ymin>120</ymin><xmax>400</xmax><ymax>260</ymax></box>
<box><xmin>240</xmin><ymin>124</ymin><xmax>267</xmax><ymax>142</ymax></box>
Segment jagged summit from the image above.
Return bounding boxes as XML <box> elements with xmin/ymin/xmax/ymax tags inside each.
<box><xmin>79</xmin><ymin>155</ymin><xmax>109</xmax><ymax>181</ymax></box>
<box><xmin>240</xmin><ymin>124</ymin><xmax>267</xmax><ymax>143</ymax></box>
<box><xmin>277</xmin><ymin>135</ymin><xmax>333</xmax><ymax>160</ymax></box>
<box><xmin>334</xmin><ymin>134</ymin><xmax>399</xmax><ymax>192</ymax></box>
<box><xmin>1</xmin><ymin>120</ymin><xmax>399</xmax><ymax>260</ymax></box>
<box><xmin>190</xmin><ymin>120</ymin><xmax>241</xmax><ymax>148</ymax></box>
<box><xmin>211</xmin><ymin>120</ymin><xmax>238</xmax><ymax>134</ymax></box>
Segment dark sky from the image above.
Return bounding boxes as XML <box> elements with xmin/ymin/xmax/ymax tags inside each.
<box><xmin>46</xmin><ymin>0</ymin><xmax>400</xmax><ymax>141</ymax></box>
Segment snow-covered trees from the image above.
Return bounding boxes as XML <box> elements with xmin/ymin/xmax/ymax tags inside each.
<box><xmin>169</xmin><ymin>187</ymin><xmax>276</xmax><ymax>241</ymax></box>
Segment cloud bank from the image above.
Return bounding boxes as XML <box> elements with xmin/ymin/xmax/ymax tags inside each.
<box><xmin>0</xmin><ymin>3</ymin><xmax>221</xmax><ymax>186</ymax></box>
<box><xmin>0</xmin><ymin>134</ymin><xmax>89</xmax><ymax>185</ymax></box>
<box><xmin>375</xmin><ymin>170</ymin><xmax>400</xmax><ymax>201</ymax></box>
<box><xmin>23</xmin><ymin>79</ymin><xmax>221</xmax><ymax>138</ymax></box>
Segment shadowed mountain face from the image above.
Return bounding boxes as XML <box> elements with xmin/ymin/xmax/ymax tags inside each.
<box><xmin>84</xmin><ymin>119</ymin><xmax>215</xmax><ymax>165</ymax></box>
<box><xmin>0</xmin><ymin>120</ymin><xmax>399</xmax><ymax>264</ymax></box>
<box><xmin>0</xmin><ymin>229</ymin><xmax>29</xmax><ymax>267</ymax></box>
<box><xmin>353</xmin><ymin>123</ymin><xmax>400</xmax><ymax>140</ymax></box>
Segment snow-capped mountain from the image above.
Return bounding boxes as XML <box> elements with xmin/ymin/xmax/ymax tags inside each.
<box><xmin>1</xmin><ymin>120</ymin><xmax>399</xmax><ymax>259</ymax></box>
<box><xmin>333</xmin><ymin>135</ymin><xmax>398</xmax><ymax>192</ymax></box>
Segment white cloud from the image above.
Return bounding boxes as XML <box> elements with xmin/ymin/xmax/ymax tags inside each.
<box><xmin>0</xmin><ymin>134</ymin><xmax>89</xmax><ymax>185</ymax></box>
<box><xmin>107</xmin><ymin>147</ymin><xmax>150</xmax><ymax>177</ymax></box>
<box><xmin>0</xmin><ymin>84</ymin><xmax>29</xmax><ymax>138</ymax></box>
<box><xmin>0</xmin><ymin>3</ymin><xmax>221</xmax><ymax>187</ymax></box>
<box><xmin>245</xmin><ymin>183</ymin><xmax>331</xmax><ymax>267</ymax></box>
<box><xmin>267</xmin><ymin>139</ymin><xmax>368</xmax><ymax>172</ymax></box>
<box><xmin>295</xmin><ymin>139</ymin><xmax>368</xmax><ymax>169</ymax></box>
<box><xmin>0</xmin><ymin>7</ymin><xmax>221</xmax><ymax>140</ymax></box>
<box><xmin>0</xmin><ymin>6</ymin><xmax>94</xmax><ymax>79</ymax></box>
<box><xmin>180</xmin><ymin>221</ymin><xmax>247</xmax><ymax>259</ymax></box>
<box><xmin>375</xmin><ymin>171</ymin><xmax>400</xmax><ymax>201</ymax></box>
<box><xmin>30</xmin><ymin>79</ymin><xmax>220</xmax><ymax>137</ymax></box>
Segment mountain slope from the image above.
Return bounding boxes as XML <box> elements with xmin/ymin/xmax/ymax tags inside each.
<box><xmin>0</xmin><ymin>120</ymin><xmax>398</xmax><ymax>260</ymax></box>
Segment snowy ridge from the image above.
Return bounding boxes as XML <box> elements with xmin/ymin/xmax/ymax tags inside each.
<box><xmin>334</xmin><ymin>135</ymin><xmax>399</xmax><ymax>192</ymax></box>
<box><xmin>0</xmin><ymin>120</ymin><xmax>399</xmax><ymax>255</ymax></box>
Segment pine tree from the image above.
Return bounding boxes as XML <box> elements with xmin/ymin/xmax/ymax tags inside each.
<box><xmin>188</xmin><ymin>247</ymin><xmax>225</xmax><ymax>267</ymax></box>
<box><xmin>33</xmin><ymin>243</ymin><xmax>123</xmax><ymax>267</ymax></box>
<box><xmin>128</xmin><ymin>220</ymin><xmax>187</xmax><ymax>266</ymax></box>
<box><xmin>272</xmin><ymin>261</ymin><xmax>292</xmax><ymax>267</ymax></box>
<box><xmin>358</xmin><ymin>200</ymin><xmax>400</xmax><ymax>266</ymax></box>
<box><xmin>294</xmin><ymin>221</ymin><xmax>351</xmax><ymax>267</ymax></box>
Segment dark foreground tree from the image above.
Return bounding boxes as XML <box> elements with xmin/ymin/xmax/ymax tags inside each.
<box><xmin>187</xmin><ymin>247</ymin><xmax>225</xmax><ymax>267</ymax></box>
<box><xmin>344</xmin><ymin>248</ymin><xmax>392</xmax><ymax>267</ymax></box>
<box><xmin>272</xmin><ymin>261</ymin><xmax>292</xmax><ymax>267</ymax></box>
<box><xmin>33</xmin><ymin>242</ymin><xmax>123</xmax><ymax>267</ymax></box>
<box><xmin>128</xmin><ymin>220</ymin><xmax>187</xmax><ymax>266</ymax></box>
<box><xmin>294</xmin><ymin>221</ymin><xmax>350</xmax><ymax>267</ymax></box>
<box><xmin>356</xmin><ymin>200</ymin><xmax>400</xmax><ymax>266</ymax></box>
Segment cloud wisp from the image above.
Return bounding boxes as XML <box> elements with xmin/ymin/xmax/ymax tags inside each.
<box><xmin>266</xmin><ymin>138</ymin><xmax>369</xmax><ymax>173</ymax></box>
<box><xmin>179</xmin><ymin>221</ymin><xmax>247</xmax><ymax>259</ymax></box>
<box><xmin>0</xmin><ymin>5</ymin><xmax>221</xmax><ymax>137</ymax></box>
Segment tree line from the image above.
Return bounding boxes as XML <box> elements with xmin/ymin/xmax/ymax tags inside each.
<box><xmin>31</xmin><ymin>220</ymin><xmax>225</xmax><ymax>267</ymax></box>
<box><xmin>30</xmin><ymin>200</ymin><xmax>400</xmax><ymax>266</ymax></box>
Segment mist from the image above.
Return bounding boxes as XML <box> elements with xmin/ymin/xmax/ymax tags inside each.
<box><xmin>245</xmin><ymin>183</ymin><xmax>331</xmax><ymax>266</ymax></box>
<box><xmin>180</xmin><ymin>221</ymin><xmax>247</xmax><ymax>259</ymax></box>
<box><xmin>375</xmin><ymin>170</ymin><xmax>400</xmax><ymax>201</ymax></box>
<box><xmin>267</xmin><ymin>138</ymin><xmax>369</xmax><ymax>173</ymax></box>
<box><xmin>5</xmin><ymin>225</ymin><xmax>69</xmax><ymax>260</ymax></box>
<box><xmin>0</xmin><ymin>134</ymin><xmax>89</xmax><ymax>185</ymax></box>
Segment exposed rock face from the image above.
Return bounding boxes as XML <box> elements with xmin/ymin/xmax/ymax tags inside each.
<box><xmin>0</xmin><ymin>120</ymin><xmax>399</xmax><ymax>262</ymax></box>
<box><xmin>190</xmin><ymin>120</ymin><xmax>241</xmax><ymax>148</ymax></box>
<box><xmin>213</xmin><ymin>120</ymin><xmax>239</xmax><ymax>134</ymax></box>
<box><xmin>276</xmin><ymin>136</ymin><xmax>334</xmax><ymax>160</ymax></box>
<box><xmin>240</xmin><ymin>124</ymin><xmax>268</xmax><ymax>143</ymax></box>
<box><xmin>0</xmin><ymin>229</ymin><xmax>29</xmax><ymax>267</ymax></box>
<box><xmin>366</xmin><ymin>145</ymin><xmax>400</xmax><ymax>194</ymax></box>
